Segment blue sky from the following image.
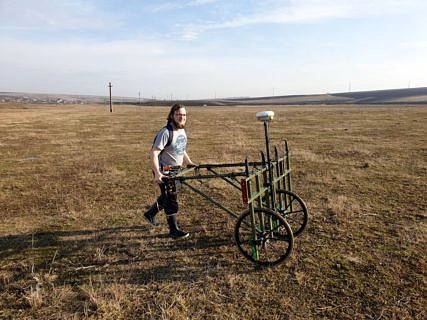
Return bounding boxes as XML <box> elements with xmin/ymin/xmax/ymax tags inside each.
<box><xmin>1</xmin><ymin>0</ymin><xmax>426</xmax><ymax>99</ymax></box>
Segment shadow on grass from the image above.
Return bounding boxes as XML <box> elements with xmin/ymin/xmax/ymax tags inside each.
<box><xmin>0</xmin><ymin>224</ymin><xmax>255</xmax><ymax>289</ymax></box>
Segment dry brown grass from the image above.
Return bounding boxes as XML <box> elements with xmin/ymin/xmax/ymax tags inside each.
<box><xmin>0</xmin><ymin>103</ymin><xmax>426</xmax><ymax>319</ymax></box>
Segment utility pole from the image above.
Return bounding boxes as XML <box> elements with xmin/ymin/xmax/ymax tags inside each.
<box><xmin>108</xmin><ymin>82</ymin><xmax>113</xmax><ymax>112</ymax></box>
<box><xmin>138</xmin><ymin>91</ymin><xmax>141</xmax><ymax>105</ymax></box>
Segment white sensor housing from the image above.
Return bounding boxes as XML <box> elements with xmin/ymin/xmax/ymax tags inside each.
<box><xmin>256</xmin><ymin>111</ymin><xmax>275</xmax><ymax>121</ymax></box>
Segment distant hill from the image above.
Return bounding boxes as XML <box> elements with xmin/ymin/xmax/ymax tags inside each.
<box><xmin>185</xmin><ymin>87</ymin><xmax>427</xmax><ymax>106</ymax></box>
<box><xmin>1</xmin><ymin>87</ymin><xmax>427</xmax><ymax>106</ymax></box>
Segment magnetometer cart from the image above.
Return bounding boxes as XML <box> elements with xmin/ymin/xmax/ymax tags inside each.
<box><xmin>164</xmin><ymin>111</ymin><xmax>308</xmax><ymax>266</ymax></box>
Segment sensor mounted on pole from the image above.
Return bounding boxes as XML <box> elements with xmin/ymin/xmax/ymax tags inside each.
<box><xmin>256</xmin><ymin>111</ymin><xmax>274</xmax><ymax>121</ymax></box>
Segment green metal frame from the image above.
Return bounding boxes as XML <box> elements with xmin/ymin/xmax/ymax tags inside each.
<box><xmin>167</xmin><ymin>141</ymin><xmax>293</xmax><ymax>263</ymax></box>
<box><xmin>168</xmin><ymin>141</ymin><xmax>291</xmax><ymax>216</ymax></box>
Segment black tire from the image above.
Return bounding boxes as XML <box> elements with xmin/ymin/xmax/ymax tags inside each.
<box><xmin>275</xmin><ymin>190</ymin><xmax>308</xmax><ymax>237</ymax></box>
<box><xmin>234</xmin><ymin>207</ymin><xmax>294</xmax><ymax>266</ymax></box>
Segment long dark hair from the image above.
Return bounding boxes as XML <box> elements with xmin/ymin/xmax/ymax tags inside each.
<box><xmin>167</xmin><ymin>103</ymin><xmax>185</xmax><ymax>124</ymax></box>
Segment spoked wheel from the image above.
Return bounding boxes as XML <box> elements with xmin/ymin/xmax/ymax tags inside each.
<box><xmin>234</xmin><ymin>207</ymin><xmax>294</xmax><ymax>266</ymax></box>
<box><xmin>275</xmin><ymin>190</ymin><xmax>308</xmax><ymax>237</ymax></box>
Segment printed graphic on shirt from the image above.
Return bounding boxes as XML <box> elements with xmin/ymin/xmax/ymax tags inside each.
<box><xmin>175</xmin><ymin>134</ymin><xmax>186</xmax><ymax>155</ymax></box>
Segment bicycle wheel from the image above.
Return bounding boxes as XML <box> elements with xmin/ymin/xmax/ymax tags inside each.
<box><xmin>234</xmin><ymin>207</ymin><xmax>294</xmax><ymax>266</ymax></box>
<box><xmin>275</xmin><ymin>190</ymin><xmax>308</xmax><ymax>237</ymax></box>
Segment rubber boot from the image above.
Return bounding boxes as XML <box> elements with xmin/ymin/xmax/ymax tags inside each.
<box><xmin>166</xmin><ymin>214</ymin><xmax>189</xmax><ymax>239</ymax></box>
<box><xmin>144</xmin><ymin>202</ymin><xmax>161</xmax><ymax>227</ymax></box>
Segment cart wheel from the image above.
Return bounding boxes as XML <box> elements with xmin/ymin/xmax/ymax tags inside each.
<box><xmin>275</xmin><ymin>190</ymin><xmax>308</xmax><ymax>237</ymax></box>
<box><xmin>234</xmin><ymin>207</ymin><xmax>294</xmax><ymax>266</ymax></box>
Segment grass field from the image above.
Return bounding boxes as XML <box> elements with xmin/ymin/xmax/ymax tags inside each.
<box><xmin>0</xmin><ymin>103</ymin><xmax>426</xmax><ymax>319</ymax></box>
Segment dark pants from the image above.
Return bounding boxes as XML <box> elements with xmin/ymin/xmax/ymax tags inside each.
<box><xmin>156</xmin><ymin>179</ymin><xmax>178</xmax><ymax>216</ymax></box>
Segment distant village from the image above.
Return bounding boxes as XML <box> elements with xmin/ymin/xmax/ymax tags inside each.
<box><xmin>1</xmin><ymin>96</ymin><xmax>83</xmax><ymax>104</ymax></box>
<box><xmin>0</xmin><ymin>92</ymin><xmax>107</xmax><ymax>104</ymax></box>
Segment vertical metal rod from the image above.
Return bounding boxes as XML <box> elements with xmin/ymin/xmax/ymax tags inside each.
<box><xmin>285</xmin><ymin>140</ymin><xmax>292</xmax><ymax>192</ymax></box>
<box><xmin>274</xmin><ymin>146</ymin><xmax>280</xmax><ymax>190</ymax></box>
<box><xmin>108</xmin><ymin>82</ymin><xmax>113</xmax><ymax>113</ymax></box>
<box><xmin>263</xmin><ymin>121</ymin><xmax>276</xmax><ymax>209</ymax></box>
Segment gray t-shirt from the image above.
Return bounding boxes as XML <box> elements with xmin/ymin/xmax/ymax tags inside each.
<box><xmin>153</xmin><ymin>126</ymin><xmax>187</xmax><ymax>167</ymax></box>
